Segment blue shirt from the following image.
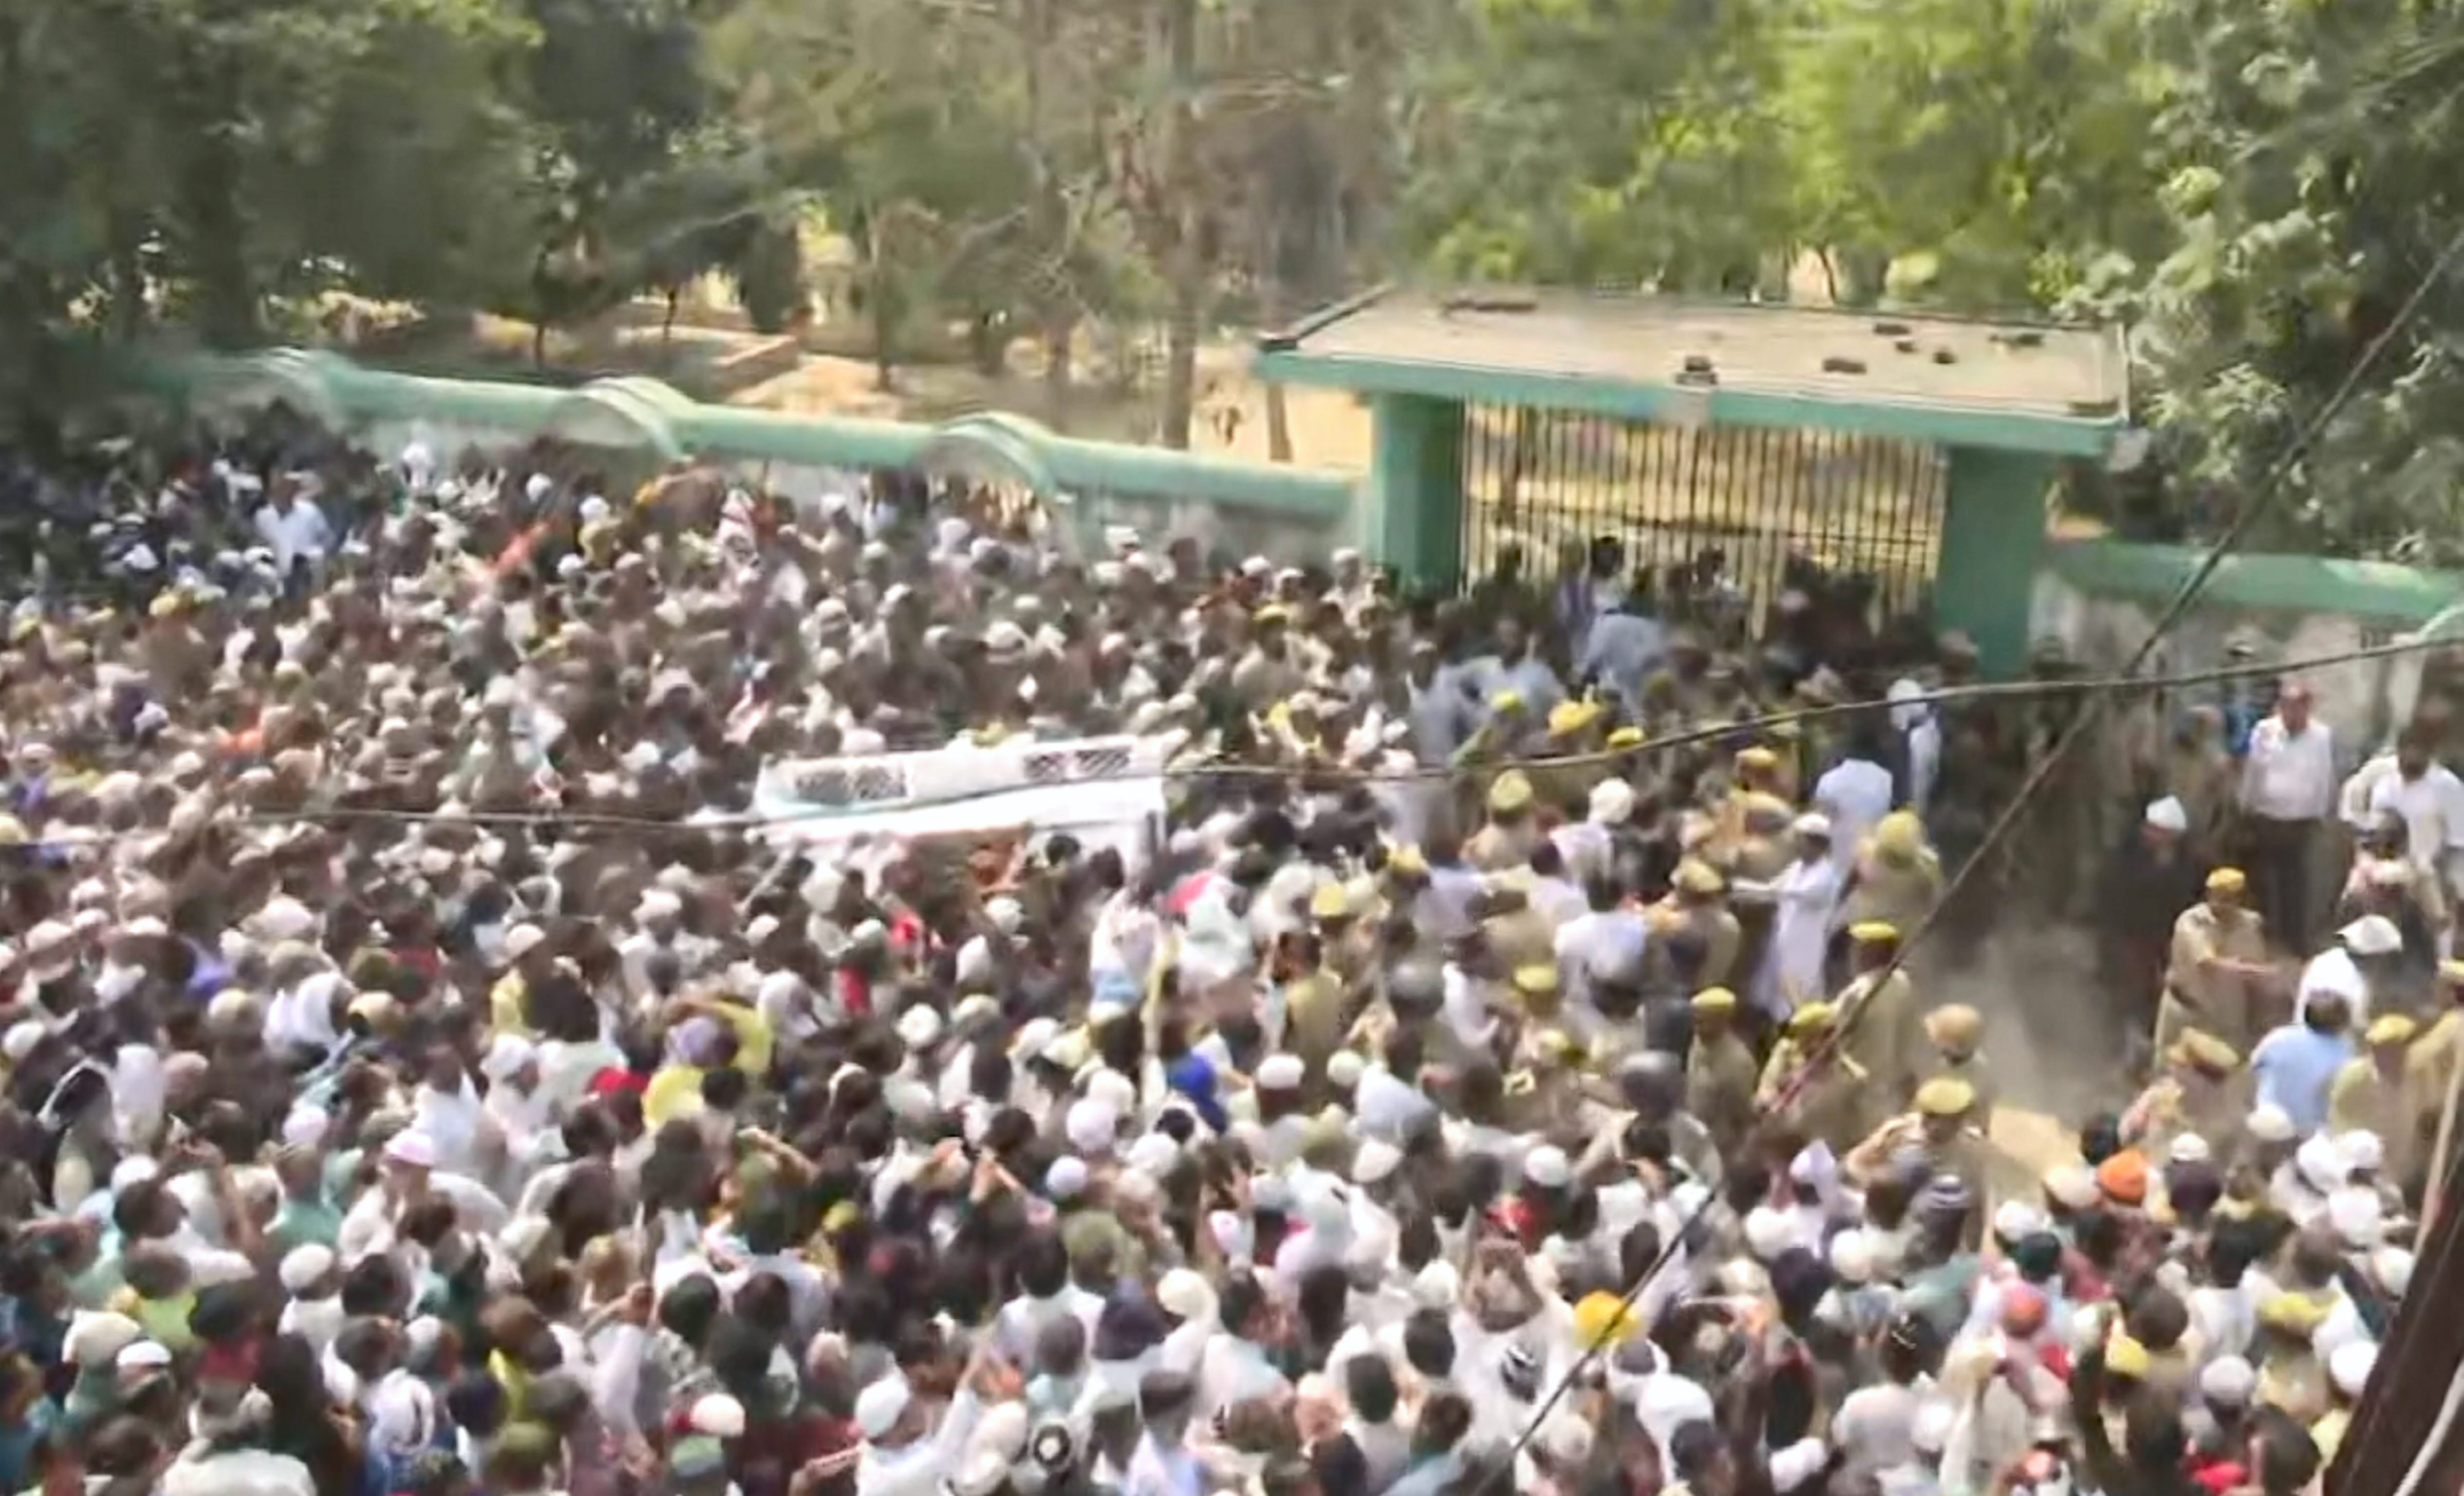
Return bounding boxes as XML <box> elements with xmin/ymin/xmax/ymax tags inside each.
<box><xmin>2250</xmin><ymin>1024</ymin><xmax>2355</xmax><ymax>1134</ymax></box>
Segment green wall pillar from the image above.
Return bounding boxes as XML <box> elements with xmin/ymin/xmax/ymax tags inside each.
<box><xmin>1367</xmin><ymin>394</ymin><xmax>1465</xmax><ymax>588</ymax></box>
<box><xmin>1936</xmin><ymin>447</ymin><xmax>2057</xmax><ymax>677</ymax></box>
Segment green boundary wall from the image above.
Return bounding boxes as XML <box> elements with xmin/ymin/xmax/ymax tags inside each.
<box><xmin>167</xmin><ymin>349</ymin><xmax>2464</xmax><ymax>674</ymax></box>
<box><xmin>171</xmin><ymin>348</ymin><xmax>1360</xmax><ymax>561</ymax></box>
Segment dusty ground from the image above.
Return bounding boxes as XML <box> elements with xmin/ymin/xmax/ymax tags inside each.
<box><xmin>732</xmin><ymin>341</ymin><xmax>1379</xmax><ymax>471</ymax></box>
<box><xmin>1933</xmin><ymin>924</ymin><xmax>2120</xmax><ymax>1191</ymax></box>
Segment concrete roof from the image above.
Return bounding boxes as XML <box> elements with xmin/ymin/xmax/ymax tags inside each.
<box><xmin>1256</xmin><ymin>287</ymin><xmax>2130</xmax><ymax>456</ymax></box>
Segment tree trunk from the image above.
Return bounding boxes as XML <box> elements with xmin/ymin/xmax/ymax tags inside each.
<box><xmin>662</xmin><ymin>287</ymin><xmax>680</xmax><ymax>347</ymax></box>
<box><xmin>969</xmin><ymin>312</ymin><xmax>1008</xmax><ymax>376</ymax></box>
<box><xmin>1043</xmin><ymin>316</ymin><xmax>1074</xmax><ymax>431</ymax></box>
<box><xmin>869</xmin><ymin>240</ymin><xmax>898</xmax><ymax>393</ymax></box>
<box><xmin>1260</xmin><ymin>234</ymin><xmax>1294</xmax><ymax>463</ymax></box>
<box><xmin>532</xmin><ymin>320</ymin><xmax>548</xmax><ymax>370</ymax></box>
<box><xmin>1157</xmin><ymin>0</ymin><xmax>1202</xmax><ymax>450</ymax></box>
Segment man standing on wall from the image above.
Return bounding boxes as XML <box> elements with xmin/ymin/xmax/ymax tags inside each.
<box><xmin>2240</xmin><ymin>682</ymin><xmax>2336</xmax><ymax>954</ymax></box>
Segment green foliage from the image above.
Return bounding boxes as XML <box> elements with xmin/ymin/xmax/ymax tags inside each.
<box><xmin>6</xmin><ymin>0</ymin><xmax>2464</xmax><ymax>559</ymax></box>
<box><xmin>0</xmin><ymin>0</ymin><xmax>545</xmax><ymax>359</ymax></box>
<box><xmin>2071</xmin><ymin>0</ymin><xmax>2464</xmax><ymax>562</ymax></box>
<box><xmin>1396</xmin><ymin>0</ymin><xmax>1796</xmax><ymax>292</ymax></box>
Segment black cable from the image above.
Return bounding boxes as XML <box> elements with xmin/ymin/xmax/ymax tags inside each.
<box><xmin>170</xmin><ymin>627</ymin><xmax>2464</xmax><ymax>846</ymax></box>
<box><xmin>1470</xmin><ymin>215</ymin><xmax>2464</xmax><ymax>1491</ymax></box>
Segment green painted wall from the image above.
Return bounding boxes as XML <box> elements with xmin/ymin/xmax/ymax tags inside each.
<box><xmin>1368</xmin><ymin>394</ymin><xmax>1465</xmax><ymax>587</ymax></box>
<box><xmin>2043</xmin><ymin>537</ymin><xmax>2464</xmax><ymax>624</ymax></box>
<box><xmin>177</xmin><ymin>349</ymin><xmax>1357</xmax><ymax>538</ymax></box>
<box><xmin>1938</xmin><ymin>447</ymin><xmax>2057</xmax><ymax>675</ymax></box>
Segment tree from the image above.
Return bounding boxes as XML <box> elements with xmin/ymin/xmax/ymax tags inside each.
<box><xmin>2067</xmin><ymin>0</ymin><xmax>2464</xmax><ymax>562</ymax></box>
<box><xmin>1777</xmin><ymin>0</ymin><xmax>2166</xmax><ymax>310</ymax></box>
<box><xmin>710</xmin><ymin>0</ymin><xmax>1151</xmax><ymax>400</ymax></box>
<box><xmin>503</xmin><ymin>0</ymin><xmax>724</xmax><ymax>359</ymax></box>
<box><xmin>1392</xmin><ymin>0</ymin><xmax>1797</xmax><ymax>292</ymax></box>
<box><xmin>0</xmin><ymin>0</ymin><xmax>542</xmax><ymax>397</ymax></box>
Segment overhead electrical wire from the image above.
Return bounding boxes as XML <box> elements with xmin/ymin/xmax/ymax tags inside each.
<box><xmin>1467</xmin><ymin>214</ymin><xmax>2464</xmax><ymax>1492</ymax></box>
<box><xmin>192</xmin><ymin>626</ymin><xmax>2464</xmax><ymax>842</ymax></box>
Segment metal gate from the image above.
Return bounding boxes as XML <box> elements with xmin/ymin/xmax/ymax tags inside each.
<box><xmin>1459</xmin><ymin>405</ymin><xmax>1948</xmax><ymax>626</ymax></box>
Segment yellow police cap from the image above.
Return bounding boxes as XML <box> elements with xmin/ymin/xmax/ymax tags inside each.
<box><xmin>2367</xmin><ymin>1014</ymin><xmax>2419</xmax><ymax>1046</ymax></box>
<box><xmin>1924</xmin><ymin>1004</ymin><xmax>1982</xmax><ymax>1051</ymax></box>
<box><xmin>2257</xmin><ymin>1294</ymin><xmax>2328</xmax><ymax>1335</ymax></box>
<box><xmin>2206</xmin><ymin>867</ymin><xmax>2248</xmax><ymax>896</ymax></box>
<box><xmin>2104</xmin><ymin>1333</ymin><xmax>2152</xmax><ymax>1380</ymax></box>
<box><xmin>1690</xmin><ymin>986</ymin><xmax>1738</xmax><ymax>1015</ymax></box>
<box><xmin>1548</xmin><ymin>700</ymin><xmax>1603</xmax><ymax>735</ymax></box>
<box><xmin>1914</xmin><ymin>1076</ymin><xmax>1976</xmax><ymax>1118</ymax></box>
<box><xmin>1673</xmin><ymin>858</ymin><xmax>1724</xmax><ymax>896</ymax></box>
<box><xmin>2167</xmin><ymin>1029</ymin><xmax>2241</xmax><ymax>1074</ymax></box>
<box><xmin>1573</xmin><ymin>1292</ymin><xmax>1638</xmax><ymax>1349</ymax></box>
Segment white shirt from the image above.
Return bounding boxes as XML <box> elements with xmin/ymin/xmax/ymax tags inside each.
<box><xmin>1816</xmin><ymin>757</ymin><xmax>1897</xmax><ymax>869</ymax></box>
<box><xmin>1754</xmin><ymin>855</ymin><xmax>1846</xmax><ymax>1018</ymax></box>
<box><xmin>1834</xmin><ymin>1380</ymin><xmax>1932</xmax><ymax>1478</ymax></box>
<box><xmin>2367</xmin><ymin>765</ymin><xmax>2464</xmax><ymax>877</ymax></box>
<box><xmin>1554</xmin><ymin>907</ymin><xmax>1648</xmax><ymax>1017</ymax></box>
<box><xmin>993</xmin><ymin>1286</ymin><xmax>1104</xmax><ymax>1365</ymax></box>
<box><xmin>2242</xmin><ymin>716</ymin><xmax>2337</xmax><ymax>822</ymax></box>
<box><xmin>1354</xmin><ymin>1065</ymin><xmax>1436</xmax><ymax>1141</ymax></box>
<box><xmin>856</xmin><ymin>1389</ymin><xmax>984</xmax><ymax>1496</ymax></box>
<box><xmin>164</xmin><ymin>1449</ymin><xmax>316</xmax><ymax>1496</ymax></box>
<box><xmin>253</xmin><ymin>499</ymin><xmax>333</xmax><ymax>575</ymax></box>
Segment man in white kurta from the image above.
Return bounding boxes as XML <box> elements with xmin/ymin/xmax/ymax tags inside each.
<box><xmin>1741</xmin><ymin>814</ymin><xmax>1845</xmax><ymax>1022</ymax></box>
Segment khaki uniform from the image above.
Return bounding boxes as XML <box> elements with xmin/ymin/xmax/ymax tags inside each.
<box><xmin>1758</xmin><ymin>1040</ymin><xmax>1869</xmax><ymax>1154</ymax></box>
<box><xmin>1920</xmin><ymin>1050</ymin><xmax>2001</xmax><ymax>1126</ymax></box>
<box><xmin>1653</xmin><ymin>903</ymin><xmax>1743</xmax><ymax>989</ymax></box>
<box><xmin>1481</xmin><ymin>893</ymin><xmax>1560</xmax><ymax>975</ymax></box>
<box><xmin>1687</xmin><ymin>1030</ymin><xmax>1760</xmax><ymax>1156</ymax></box>
<box><xmin>1465</xmin><ymin>821</ymin><xmax>1538</xmax><ymax>874</ymax></box>
<box><xmin>1843</xmin><ymin>849</ymin><xmax>1943</xmax><ymax>933</ymax></box>
<box><xmin>1283</xmin><ymin>968</ymin><xmax>1349</xmax><ymax>1098</ymax></box>
<box><xmin>2159</xmin><ymin>905</ymin><xmax>2271</xmax><ymax>1056</ymax></box>
<box><xmin>2166</xmin><ymin>742</ymin><xmax>2240</xmax><ymax>850</ymax></box>
<box><xmin>1846</xmin><ymin>1114</ymin><xmax>1991</xmax><ymax>1210</ymax></box>
<box><xmin>1731</xmin><ymin>833</ymin><xmax>1791</xmax><ymax>886</ymax></box>
<box><xmin>2329</xmin><ymin>1058</ymin><xmax>2428</xmax><ymax>1183</ymax></box>
<box><xmin>2409</xmin><ymin>1008</ymin><xmax>2464</xmax><ymax>1105</ymax></box>
<box><xmin>1230</xmin><ymin>649</ymin><xmax>1304</xmax><ymax>711</ymax></box>
<box><xmin>1839</xmin><ymin>968</ymin><xmax>1924</xmax><ymax>1110</ymax></box>
<box><xmin>2257</xmin><ymin>1350</ymin><xmax>2330</xmax><ymax>1425</ymax></box>
<box><xmin>2124</xmin><ymin>1074</ymin><xmax>2245</xmax><ymax>1162</ymax></box>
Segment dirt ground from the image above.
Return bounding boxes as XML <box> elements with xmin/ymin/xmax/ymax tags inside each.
<box><xmin>732</xmin><ymin>341</ymin><xmax>1378</xmax><ymax>470</ymax></box>
<box><xmin>1934</xmin><ymin>924</ymin><xmax>2118</xmax><ymax>1193</ymax></box>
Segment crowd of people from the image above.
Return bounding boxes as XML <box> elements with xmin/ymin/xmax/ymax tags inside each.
<box><xmin>0</xmin><ymin>415</ymin><xmax>2443</xmax><ymax>1496</ymax></box>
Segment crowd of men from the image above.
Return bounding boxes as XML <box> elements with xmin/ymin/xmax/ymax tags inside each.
<box><xmin>0</xmin><ymin>416</ymin><xmax>2444</xmax><ymax>1496</ymax></box>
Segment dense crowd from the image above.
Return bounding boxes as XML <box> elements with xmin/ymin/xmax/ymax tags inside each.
<box><xmin>0</xmin><ymin>418</ymin><xmax>2442</xmax><ymax>1496</ymax></box>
